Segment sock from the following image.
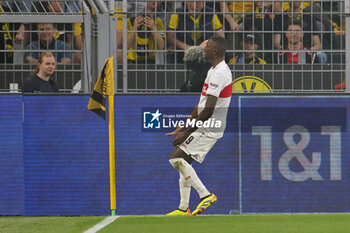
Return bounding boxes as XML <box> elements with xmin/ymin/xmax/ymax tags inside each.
<box><xmin>178</xmin><ymin>174</ymin><xmax>191</xmax><ymax>211</ymax></box>
<box><xmin>169</xmin><ymin>158</ymin><xmax>210</xmax><ymax>199</ymax></box>
<box><xmin>199</xmin><ymin>194</ymin><xmax>212</xmax><ymax>202</ymax></box>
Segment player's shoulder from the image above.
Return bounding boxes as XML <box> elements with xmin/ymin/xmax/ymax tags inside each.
<box><xmin>215</xmin><ymin>61</ymin><xmax>232</xmax><ymax>78</ymax></box>
<box><xmin>217</xmin><ymin>60</ymin><xmax>231</xmax><ymax>70</ymax></box>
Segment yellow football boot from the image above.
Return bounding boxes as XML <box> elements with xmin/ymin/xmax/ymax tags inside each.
<box><xmin>166</xmin><ymin>208</ymin><xmax>191</xmax><ymax>216</ymax></box>
<box><xmin>192</xmin><ymin>194</ymin><xmax>217</xmax><ymax>216</ymax></box>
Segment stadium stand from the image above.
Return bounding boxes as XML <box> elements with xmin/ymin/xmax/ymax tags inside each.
<box><xmin>0</xmin><ymin>0</ymin><xmax>347</xmax><ymax>92</ymax></box>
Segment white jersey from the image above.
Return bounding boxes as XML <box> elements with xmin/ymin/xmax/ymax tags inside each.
<box><xmin>197</xmin><ymin>60</ymin><xmax>232</xmax><ymax>139</ymax></box>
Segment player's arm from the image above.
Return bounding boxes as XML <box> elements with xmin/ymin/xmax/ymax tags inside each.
<box><xmin>166</xmin><ymin>104</ymin><xmax>198</xmax><ymax>136</ymax></box>
<box><xmin>171</xmin><ymin>95</ymin><xmax>217</xmax><ymax>146</ymax></box>
<box><xmin>187</xmin><ymin>95</ymin><xmax>217</xmax><ymax>133</ymax></box>
<box><xmin>190</xmin><ymin>104</ymin><xmax>199</xmax><ymax>120</ymax></box>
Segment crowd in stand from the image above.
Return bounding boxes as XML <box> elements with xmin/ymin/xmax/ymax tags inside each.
<box><xmin>121</xmin><ymin>0</ymin><xmax>345</xmax><ymax>65</ymax></box>
<box><xmin>0</xmin><ymin>1</ymin><xmax>346</xmax><ymax>66</ymax></box>
<box><xmin>0</xmin><ymin>1</ymin><xmax>81</xmax><ymax>64</ymax></box>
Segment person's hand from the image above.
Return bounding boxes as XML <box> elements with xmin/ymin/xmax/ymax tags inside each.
<box><xmin>200</xmin><ymin>40</ymin><xmax>208</xmax><ymax>47</ymax></box>
<box><xmin>14</xmin><ymin>33</ymin><xmax>24</xmax><ymax>44</ymax></box>
<box><xmin>275</xmin><ymin>44</ymin><xmax>282</xmax><ymax>50</ymax></box>
<box><xmin>166</xmin><ymin>125</ymin><xmax>183</xmax><ymax>137</ymax></box>
<box><xmin>133</xmin><ymin>16</ymin><xmax>144</xmax><ymax>30</ymax></box>
<box><xmin>310</xmin><ymin>46</ymin><xmax>320</xmax><ymax>51</ymax></box>
<box><xmin>172</xmin><ymin>131</ymin><xmax>191</xmax><ymax>146</ymax></box>
<box><xmin>230</xmin><ymin>21</ymin><xmax>241</xmax><ymax>31</ymax></box>
<box><xmin>144</xmin><ymin>16</ymin><xmax>155</xmax><ymax>30</ymax></box>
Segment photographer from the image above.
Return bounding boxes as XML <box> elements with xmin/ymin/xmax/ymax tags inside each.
<box><xmin>126</xmin><ymin>2</ymin><xmax>165</xmax><ymax>64</ymax></box>
<box><xmin>180</xmin><ymin>45</ymin><xmax>211</xmax><ymax>92</ymax></box>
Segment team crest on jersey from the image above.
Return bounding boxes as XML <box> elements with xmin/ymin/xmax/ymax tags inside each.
<box><xmin>201</xmin><ymin>83</ymin><xmax>209</xmax><ymax>96</ymax></box>
<box><xmin>232</xmin><ymin>76</ymin><xmax>272</xmax><ymax>93</ymax></box>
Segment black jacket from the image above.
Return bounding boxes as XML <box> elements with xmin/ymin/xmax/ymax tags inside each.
<box><xmin>276</xmin><ymin>50</ymin><xmax>319</xmax><ymax>64</ymax></box>
<box><xmin>23</xmin><ymin>75</ymin><xmax>59</xmax><ymax>93</ymax></box>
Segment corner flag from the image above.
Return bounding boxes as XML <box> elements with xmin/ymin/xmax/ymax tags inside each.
<box><xmin>87</xmin><ymin>56</ymin><xmax>117</xmax><ymax>216</ymax></box>
<box><xmin>88</xmin><ymin>57</ymin><xmax>115</xmax><ymax>120</ymax></box>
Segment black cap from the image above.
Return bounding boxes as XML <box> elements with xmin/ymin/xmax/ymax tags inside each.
<box><xmin>244</xmin><ymin>34</ymin><xmax>259</xmax><ymax>44</ymax></box>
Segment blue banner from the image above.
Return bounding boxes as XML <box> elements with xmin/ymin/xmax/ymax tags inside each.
<box><xmin>1</xmin><ymin>95</ymin><xmax>349</xmax><ymax>215</ymax></box>
<box><xmin>240</xmin><ymin>97</ymin><xmax>350</xmax><ymax>213</ymax></box>
<box><xmin>20</xmin><ymin>95</ymin><xmax>238</xmax><ymax>215</ymax></box>
<box><xmin>23</xmin><ymin>96</ymin><xmax>109</xmax><ymax>215</ymax></box>
<box><xmin>0</xmin><ymin>95</ymin><xmax>24</xmax><ymax>215</ymax></box>
<box><xmin>114</xmin><ymin>95</ymin><xmax>239</xmax><ymax>215</ymax></box>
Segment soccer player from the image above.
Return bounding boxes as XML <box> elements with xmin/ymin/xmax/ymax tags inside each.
<box><xmin>166</xmin><ymin>36</ymin><xmax>232</xmax><ymax>216</ymax></box>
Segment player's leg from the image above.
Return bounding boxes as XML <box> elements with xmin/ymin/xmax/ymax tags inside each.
<box><xmin>166</xmin><ymin>168</ymin><xmax>191</xmax><ymax>215</ymax></box>
<box><xmin>179</xmin><ymin>173</ymin><xmax>191</xmax><ymax>210</ymax></box>
<box><xmin>167</xmin><ymin>147</ymin><xmax>194</xmax><ymax>216</ymax></box>
<box><xmin>169</xmin><ymin>147</ymin><xmax>211</xmax><ymax>199</ymax></box>
<box><xmin>173</xmin><ymin>132</ymin><xmax>218</xmax><ymax>215</ymax></box>
<box><xmin>169</xmin><ymin>147</ymin><xmax>217</xmax><ymax>216</ymax></box>
<box><xmin>167</xmin><ymin>132</ymin><xmax>218</xmax><ymax>215</ymax></box>
<box><xmin>176</xmin><ymin>138</ymin><xmax>199</xmax><ymax>206</ymax></box>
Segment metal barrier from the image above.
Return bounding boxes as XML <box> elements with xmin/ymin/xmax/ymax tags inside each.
<box><xmin>0</xmin><ymin>0</ymin><xmax>348</xmax><ymax>93</ymax></box>
<box><xmin>0</xmin><ymin>0</ymin><xmax>90</xmax><ymax>92</ymax></box>
<box><xmin>119</xmin><ymin>0</ymin><xmax>347</xmax><ymax>93</ymax></box>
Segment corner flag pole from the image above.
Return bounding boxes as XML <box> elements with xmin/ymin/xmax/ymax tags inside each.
<box><xmin>87</xmin><ymin>56</ymin><xmax>116</xmax><ymax>216</ymax></box>
<box><xmin>108</xmin><ymin>94</ymin><xmax>116</xmax><ymax>216</ymax></box>
<box><xmin>105</xmin><ymin>56</ymin><xmax>116</xmax><ymax>216</ymax></box>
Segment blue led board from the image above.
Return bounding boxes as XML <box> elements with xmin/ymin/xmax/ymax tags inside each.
<box><xmin>114</xmin><ymin>95</ymin><xmax>239</xmax><ymax>215</ymax></box>
<box><xmin>21</xmin><ymin>95</ymin><xmax>238</xmax><ymax>215</ymax></box>
<box><xmin>23</xmin><ymin>96</ymin><xmax>109</xmax><ymax>215</ymax></box>
<box><xmin>240</xmin><ymin>96</ymin><xmax>349</xmax><ymax>213</ymax></box>
<box><xmin>0</xmin><ymin>95</ymin><xmax>24</xmax><ymax>215</ymax></box>
<box><xmin>2</xmin><ymin>95</ymin><xmax>348</xmax><ymax>216</ymax></box>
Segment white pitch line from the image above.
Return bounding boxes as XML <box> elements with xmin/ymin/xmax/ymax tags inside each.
<box><xmin>84</xmin><ymin>216</ymin><xmax>120</xmax><ymax>233</ymax></box>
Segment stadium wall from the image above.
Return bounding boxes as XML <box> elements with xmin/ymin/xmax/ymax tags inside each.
<box><xmin>0</xmin><ymin>94</ymin><xmax>348</xmax><ymax>216</ymax></box>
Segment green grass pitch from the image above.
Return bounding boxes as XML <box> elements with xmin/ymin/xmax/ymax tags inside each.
<box><xmin>1</xmin><ymin>214</ymin><xmax>350</xmax><ymax>233</ymax></box>
<box><xmin>0</xmin><ymin>216</ymin><xmax>104</xmax><ymax>233</ymax></box>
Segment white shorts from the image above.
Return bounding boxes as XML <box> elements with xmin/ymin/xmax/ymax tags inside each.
<box><xmin>178</xmin><ymin>131</ymin><xmax>217</xmax><ymax>163</ymax></box>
